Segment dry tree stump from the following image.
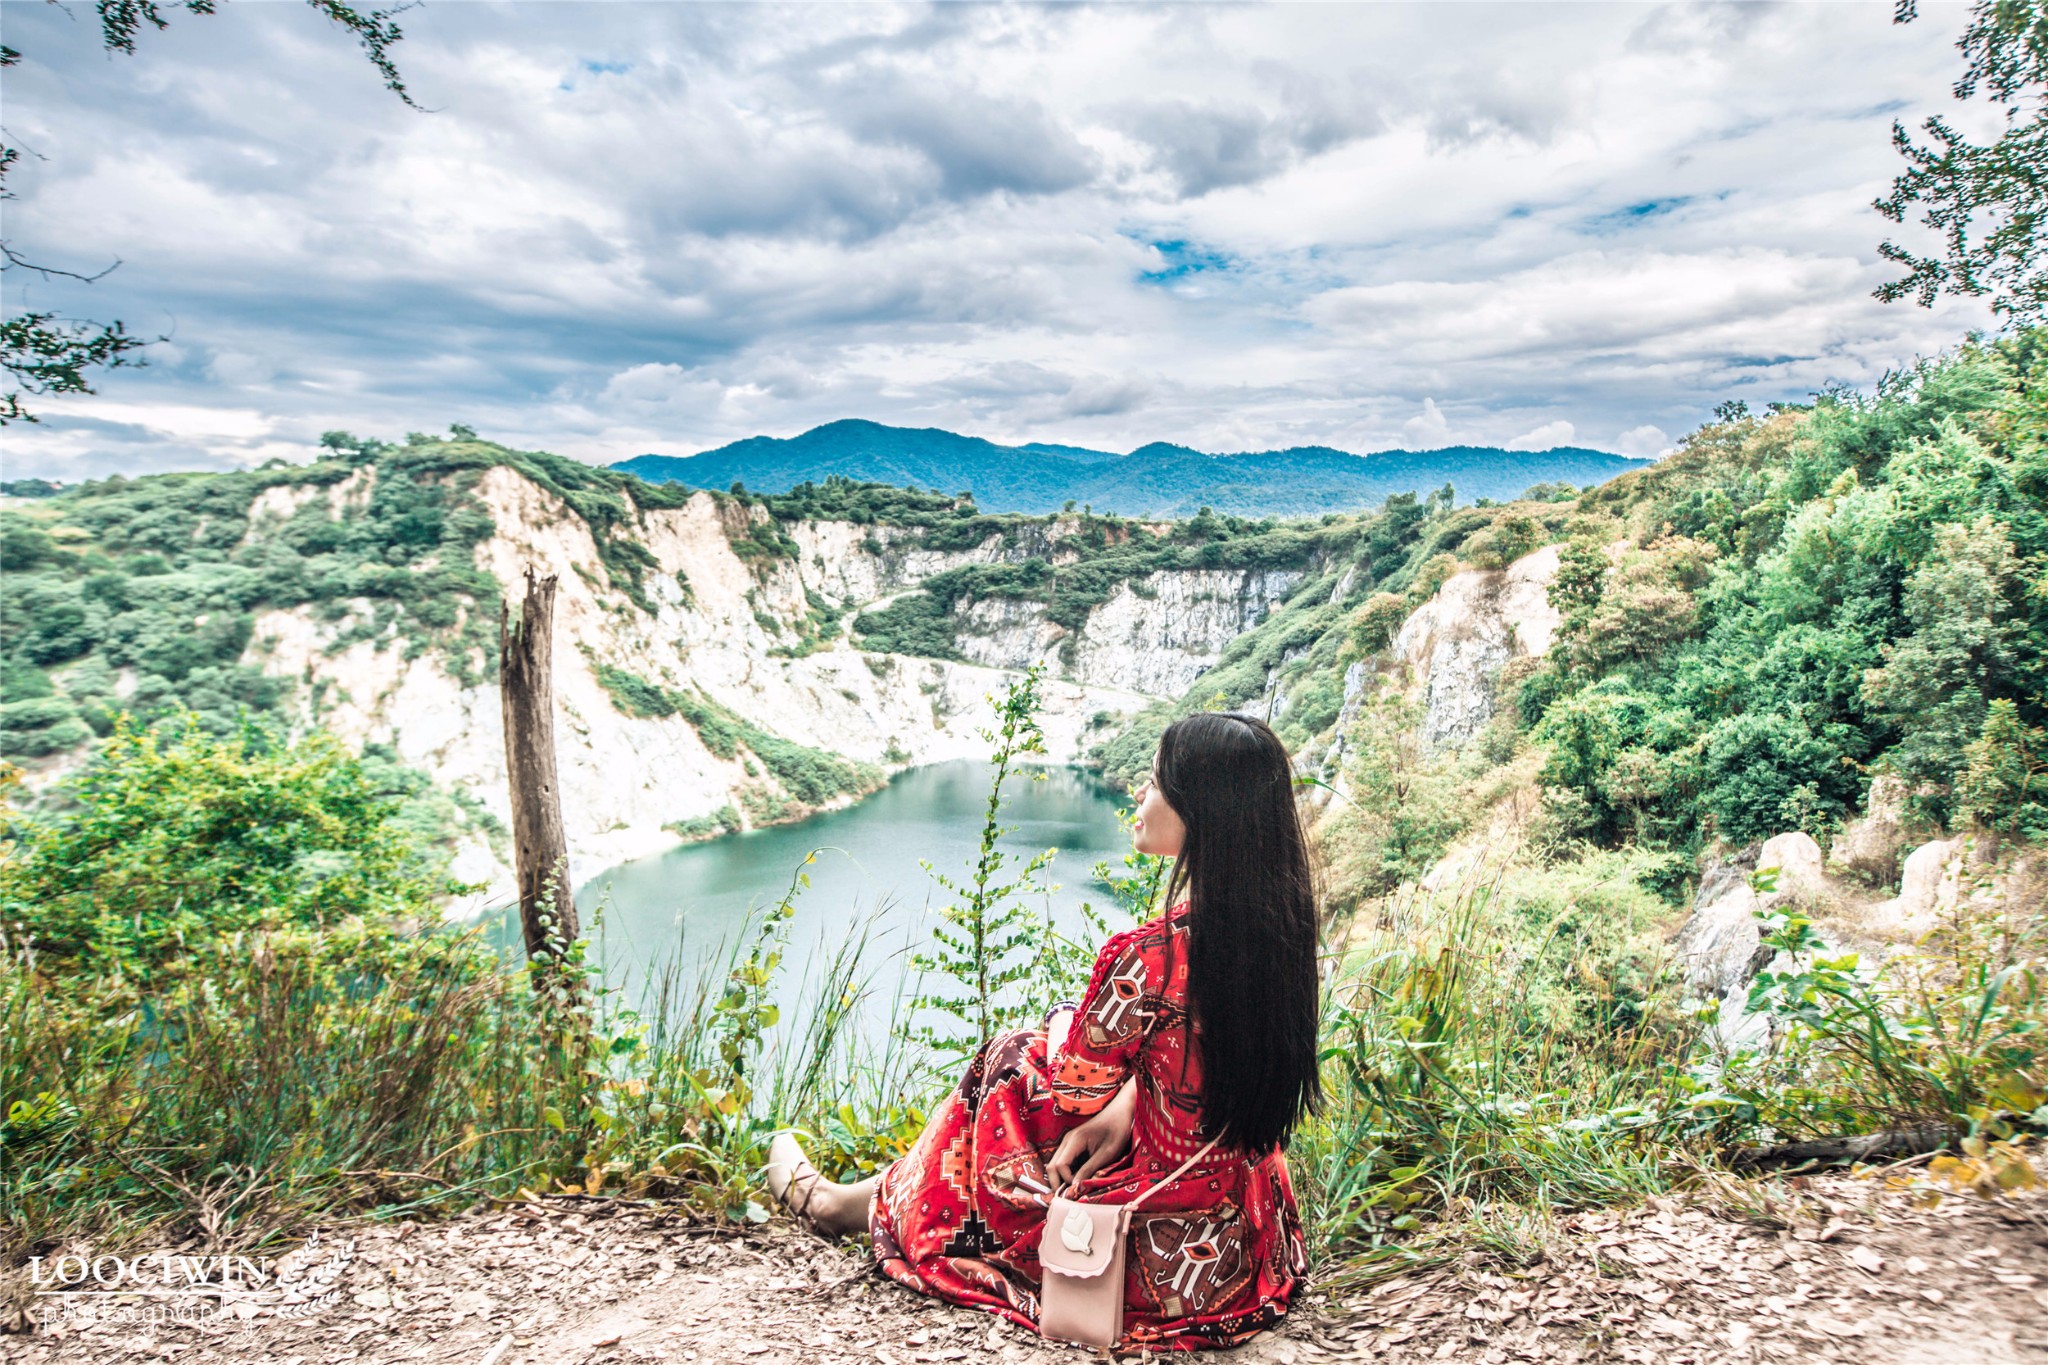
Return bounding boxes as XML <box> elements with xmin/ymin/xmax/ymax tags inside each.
<box><xmin>500</xmin><ymin>567</ymin><xmax>580</xmax><ymax>992</ymax></box>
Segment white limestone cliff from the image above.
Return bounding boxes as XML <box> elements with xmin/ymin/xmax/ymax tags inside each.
<box><xmin>954</xmin><ymin>568</ymin><xmax>1301</xmax><ymax>697</ymax></box>
<box><xmin>232</xmin><ymin>468</ymin><xmax>1292</xmax><ymax>912</ymax></box>
<box><xmin>1390</xmin><ymin>545</ymin><xmax>1562</xmax><ymax>753</ymax></box>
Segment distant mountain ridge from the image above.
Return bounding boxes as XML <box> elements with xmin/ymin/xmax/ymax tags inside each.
<box><xmin>612</xmin><ymin>419</ymin><xmax>1653</xmax><ymax>517</ymax></box>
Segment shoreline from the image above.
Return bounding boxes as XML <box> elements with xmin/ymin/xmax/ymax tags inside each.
<box><xmin>437</xmin><ymin>753</ymin><xmax>1128</xmax><ymax>925</ymax></box>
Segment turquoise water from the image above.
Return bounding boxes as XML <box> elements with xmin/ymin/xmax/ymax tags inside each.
<box><xmin>490</xmin><ymin>761</ymin><xmax>1139</xmax><ymax>1026</ymax></box>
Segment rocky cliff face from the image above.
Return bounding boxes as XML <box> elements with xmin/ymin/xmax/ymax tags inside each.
<box><xmin>237</xmin><ymin>468</ymin><xmax>1291</xmax><ymax>909</ymax></box>
<box><xmin>954</xmin><ymin>567</ymin><xmax>1301</xmax><ymax>696</ymax></box>
<box><xmin>1390</xmin><ymin>545</ymin><xmax>1561</xmax><ymax>753</ymax></box>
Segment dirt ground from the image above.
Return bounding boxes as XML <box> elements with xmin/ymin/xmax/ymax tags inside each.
<box><xmin>5</xmin><ymin>1162</ymin><xmax>2046</xmax><ymax>1365</ymax></box>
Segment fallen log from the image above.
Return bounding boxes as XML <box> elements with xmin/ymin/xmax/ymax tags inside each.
<box><xmin>1724</xmin><ymin>1124</ymin><xmax>1954</xmax><ymax>1173</ymax></box>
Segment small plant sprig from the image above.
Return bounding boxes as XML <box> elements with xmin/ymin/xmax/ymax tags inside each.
<box><xmin>710</xmin><ymin>857</ymin><xmax>807</xmax><ymax>1086</ymax></box>
<box><xmin>906</xmin><ymin>665</ymin><xmax>1059</xmax><ymax>1063</ymax></box>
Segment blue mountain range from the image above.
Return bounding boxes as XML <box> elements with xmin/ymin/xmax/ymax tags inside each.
<box><xmin>612</xmin><ymin>419</ymin><xmax>1652</xmax><ymax>517</ymax></box>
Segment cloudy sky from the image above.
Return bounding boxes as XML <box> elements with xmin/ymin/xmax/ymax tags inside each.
<box><xmin>0</xmin><ymin>0</ymin><xmax>2001</xmax><ymax>479</ymax></box>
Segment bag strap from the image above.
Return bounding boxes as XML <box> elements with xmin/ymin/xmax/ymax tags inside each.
<box><xmin>1122</xmin><ymin>1135</ymin><xmax>1220</xmax><ymax>1215</ymax></box>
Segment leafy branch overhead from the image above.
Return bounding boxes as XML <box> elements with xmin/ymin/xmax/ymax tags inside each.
<box><xmin>0</xmin><ymin>1</ymin><xmax>416</xmax><ymax>424</ymax></box>
<box><xmin>93</xmin><ymin>0</ymin><xmax>416</xmax><ymax>106</ymax></box>
<box><xmin>1878</xmin><ymin>0</ymin><xmax>2048</xmax><ymax>322</ymax></box>
<box><xmin>0</xmin><ymin>314</ymin><xmax>150</xmax><ymax>426</ymax></box>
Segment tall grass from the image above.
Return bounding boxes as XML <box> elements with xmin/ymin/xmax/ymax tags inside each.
<box><xmin>0</xmin><ymin>860</ymin><xmax>926</xmax><ymax>1256</ymax></box>
<box><xmin>0</xmin><ymin>923</ymin><xmax>550</xmax><ymax>1254</ymax></box>
<box><xmin>1290</xmin><ymin>853</ymin><xmax>1707</xmax><ymax>1277</ymax></box>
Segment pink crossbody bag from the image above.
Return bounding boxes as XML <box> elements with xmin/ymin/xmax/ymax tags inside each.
<box><xmin>1037</xmin><ymin>1133</ymin><xmax>1220</xmax><ymax>1349</ymax></box>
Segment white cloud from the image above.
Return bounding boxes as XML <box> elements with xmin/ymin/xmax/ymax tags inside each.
<box><xmin>0</xmin><ymin>0</ymin><xmax>2001</xmax><ymax>479</ymax></box>
<box><xmin>1402</xmin><ymin>397</ymin><xmax>1451</xmax><ymax>448</ymax></box>
<box><xmin>205</xmin><ymin>350</ymin><xmax>276</xmax><ymax>387</ymax></box>
<box><xmin>1616</xmin><ymin>424</ymin><xmax>1672</xmax><ymax>456</ymax></box>
<box><xmin>600</xmin><ymin>363</ymin><xmax>715</xmax><ymax>409</ymax></box>
<box><xmin>1508</xmin><ymin>419</ymin><xmax>1575</xmax><ymax>451</ymax></box>
<box><xmin>1304</xmin><ymin>248</ymin><xmax>1868</xmax><ymax>365</ymax></box>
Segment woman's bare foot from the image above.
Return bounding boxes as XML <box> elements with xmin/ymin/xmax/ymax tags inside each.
<box><xmin>764</xmin><ymin>1133</ymin><xmax>877</xmax><ymax>1238</ymax></box>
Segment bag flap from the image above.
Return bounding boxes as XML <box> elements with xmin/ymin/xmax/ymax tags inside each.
<box><xmin>1038</xmin><ymin>1198</ymin><xmax>1124</xmax><ymax>1278</ymax></box>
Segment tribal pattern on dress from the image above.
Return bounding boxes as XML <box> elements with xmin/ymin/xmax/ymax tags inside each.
<box><xmin>869</xmin><ymin>905</ymin><xmax>1308</xmax><ymax>1352</ymax></box>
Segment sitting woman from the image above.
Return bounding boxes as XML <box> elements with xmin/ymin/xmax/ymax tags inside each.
<box><xmin>765</xmin><ymin>711</ymin><xmax>1321</xmax><ymax>1352</ymax></box>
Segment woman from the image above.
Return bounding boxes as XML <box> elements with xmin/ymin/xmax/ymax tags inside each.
<box><xmin>765</xmin><ymin>712</ymin><xmax>1320</xmax><ymax>1352</ymax></box>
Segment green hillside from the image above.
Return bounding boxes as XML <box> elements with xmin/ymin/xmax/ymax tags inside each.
<box><xmin>0</xmin><ymin>436</ymin><xmax>676</xmax><ymax>756</ymax></box>
<box><xmin>1100</xmin><ymin>332</ymin><xmax>2048</xmax><ymax>885</ymax></box>
<box><xmin>0</xmin><ymin>437</ymin><xmax>1343</xmax><ymax>767</ymax></box>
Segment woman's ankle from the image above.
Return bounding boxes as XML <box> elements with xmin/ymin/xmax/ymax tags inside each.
<box><xmin>826</xmin><ymin>1176</ymin><xmax>879</xmax><ymax>1235</ymax></box>
<box><xmin>804</xmin><ymin>1177</ymin><xmax>876</xmax><ymax>1236</ymax></box>
<box><xmin>808</xmin><ymin>1182</ymin><xmax>855</xmax><ymax>1236</ymax></box>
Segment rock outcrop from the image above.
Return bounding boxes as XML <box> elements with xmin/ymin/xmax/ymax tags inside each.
<box><xmin>1671</xmin><ymin>825</ymin><xmax>2042</xmax><ymax>1056</ymax></box>
<box><xmin>1387</xmin><ymin>544</ymin><xmax>1562</xmax><ymax>753</ymax></box>
<box><xmin>1670</xmin><ymin>832</ymin><xmax>1839</xmax><ymax>1052</ymax></box>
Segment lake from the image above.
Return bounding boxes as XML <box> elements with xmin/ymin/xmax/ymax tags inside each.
<box><xmin>488</xmin><ymin>761</ymin><xmax>1140</xmax><ymax>1032</ymax></box>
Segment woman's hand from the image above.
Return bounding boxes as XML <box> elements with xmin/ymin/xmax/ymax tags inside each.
<box><xmin>1045</xmin><ymin>1077</ymin><xmax>1137</xmax><ymax>1198</ymax></box>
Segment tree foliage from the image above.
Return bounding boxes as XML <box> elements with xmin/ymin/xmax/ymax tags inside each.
<box><xmin>1530</xmin><ymin>336</ymin><xmax>2048</xmax><ymax>847</ymax></box>
<box><xmin>0</xmin><ymin>717</ymin><xmax>458</xmax><ymax>972</ymax></box>
<box><xmin>1878</xmin><ymin>0</ymin><xmax>2048</xmax><ymax>322</ymax></box>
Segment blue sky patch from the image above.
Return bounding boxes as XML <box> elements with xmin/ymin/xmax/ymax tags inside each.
<box><xmin>560</xmin><ymin>59</ymin><xmax>631</xmax><ymax>91</ymax></box>
<box><xmin>1579</xmin><ymin>196</ymin><xmax>1697</xmax><ymax>234</ymax></box>
<box><xmin>1138</xmin><ymin>239</ymin><xmax>1235</xmax><ymax>285</ymax></box>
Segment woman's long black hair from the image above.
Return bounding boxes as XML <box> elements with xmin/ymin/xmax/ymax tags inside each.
<box><xmin>1154</xmin><ymin>711</ymin><xmax>1321</xmax><ymax>1155</ymax></box>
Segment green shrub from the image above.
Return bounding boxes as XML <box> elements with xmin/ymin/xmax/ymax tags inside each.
<box><xmin>1344</xmin><ymin>592</ymin><xmax>1409</xmax><ymax>655</ymax></box>
<box><xmin>592</xmin><ymin>663</ymin><xmax>679</xmax><ymax>719</ymax></box>
<box><xmin>667</xmin><ymin>805</ymin><xmax>740</xmax><ymax>841</ymax></box>
<box><xmin>0</xmin><ymin>717</ymin><xmax>458</xmax><ymax>972</ymax></box>
<box><xmin>0</xmin><ymin>696</ymin><xmax>76</xmax><ymax>730</ymax></box>
<box><xmin>0</xmin><ymin>515</ymin><xmax>66</xmax><ymax>573</ymax></box>
<box><xmin>0</xmin><ymin>658</ymin><xmax>53</xmax><ymax>701</ymax></box>
<box><xmin>1956</xmin><ymin>699</ymin><xmax>2048</xmax><ymax>838</ymax></box>
<box><xmin>852</xmin><ymin>593</ymin><xmax>962</xmax><ymax>660</ymax></box>
<box><xmin>1461</xmin><ymin>512</ymin><xmax>1542</xmax><ymax>570</ymax></box>
<box><xmin>0</xmin><ymin>717</ymin><xmax>90</xmax><ymax>758</ymax></box>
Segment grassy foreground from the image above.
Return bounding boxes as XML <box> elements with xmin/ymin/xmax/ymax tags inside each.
<box><xmin>2</xmin><ymin>720</ymin><xmax>2041</xmax><ymax>1274</ymax></box>
<box><xmin>4</xmin><ymin>335</ymin><xmax>2046</xmax><ymax>1280</ymax></box>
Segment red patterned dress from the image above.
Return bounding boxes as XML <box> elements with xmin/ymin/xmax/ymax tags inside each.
<box><xmin>869</xmin><ymin>903</ymin><xmax>1308</xmax><ymax>1351</ymax></box>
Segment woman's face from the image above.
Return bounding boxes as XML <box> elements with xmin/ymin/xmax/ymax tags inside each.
<box><xmin>1131</xmin><ymin>760</ymin><xmax>1186</xmax><ymax>857</ymax></box>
